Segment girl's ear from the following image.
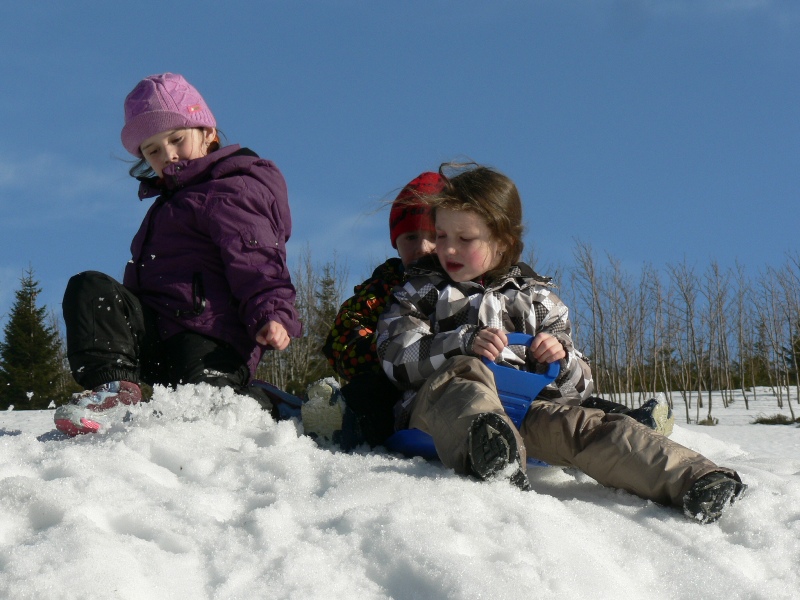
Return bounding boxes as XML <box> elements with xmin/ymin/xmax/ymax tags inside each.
<box><xmin>202</xmin><ymin>127</ymin><xmax>217</xmax><ymax>144</ymax></box>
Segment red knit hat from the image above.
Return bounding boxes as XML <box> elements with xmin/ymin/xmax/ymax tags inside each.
<box><xmin>389</xmin><ymin>172</ymin><xmax>444</xmax><ymax>248</ymax></box>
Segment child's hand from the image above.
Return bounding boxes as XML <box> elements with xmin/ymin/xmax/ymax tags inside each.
<box><xmin>529</xmin><ymin>333</ymin><xmax>565</xmax><ymax>364</ymax></box>
<box><xmin>472</xmin><ymin>327</ymin><xmax>508</xmax><ymax>362</ymax></box>
<box><xmin>256</xmin><ymin>321</ymin><xmax>290</xmax><ymax>350</ymax></box>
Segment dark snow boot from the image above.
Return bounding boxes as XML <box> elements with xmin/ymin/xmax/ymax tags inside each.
<box><xmin>467</xmin><ymin>413</ymin><xmax>531</xmax><ymax>491</ymax></box>
<box><xmin>683</xmin><ymin>472</ymin><xmax>747</xmax><ymax>524</ymax></box>
<box><xmin>627</xmin><ymin>396</ymin><xmax>674</xmax><ymax>437</ymax></box>
<box><xmin>582</xmin><ymin>395</ymin><xmax>675</xmax><ymax>436</ymax></box>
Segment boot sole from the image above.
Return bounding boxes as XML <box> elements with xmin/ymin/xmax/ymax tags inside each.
<box><xmin>301</xmin><ymin>397</ymin><xmax>345</xmax><ymax>442</ymax></box>
<box><xmin>54</xmin><ymin>403</ymin><xmax>131</xmax><ymax>437</ymax></box>
<box><xmin>684</xmin><ymin>476</ymin><xmax>748</xmax><ymax>523</ymax></box>
<box><xmin>468</xmin><ymin>414</ymin><xmax>531</xmax><ymax>490</ymax></box>
<box><xmin>630</xmin><ymin>398</ymin><xmax>675</xmax><ymax>437</ymax></box>
<box><xmin>55</xmin><ymin>417</ymin><xmax>101</xmax><ymax>436</ymax></box>
<box><xmin>649</xmin><ymin>401</ymin><xmax>674</xmax><ymax>437</ymax></box>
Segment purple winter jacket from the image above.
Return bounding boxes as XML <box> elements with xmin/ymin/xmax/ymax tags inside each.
<box><xmin>123</xmin><ymin>145</ymin><xmax>301</xmax><ymax>376</ymax></box>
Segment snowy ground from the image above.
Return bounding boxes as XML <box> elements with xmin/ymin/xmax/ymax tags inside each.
<box><xmin>1</xmin><ymin>386</ymin><xmax>798</xmax><ymax>600</ymax></box>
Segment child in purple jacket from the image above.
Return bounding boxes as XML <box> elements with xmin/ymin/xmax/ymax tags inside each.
<box><xmin>55</xmin><ymin>73</ymin><xmax>300</xmax><ymax>436</ymax></box>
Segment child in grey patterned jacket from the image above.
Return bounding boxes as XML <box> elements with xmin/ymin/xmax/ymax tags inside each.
<box><xmin>376</xmin><ymin>162</ymin><xmax>746</xmax><ymax>523</ymax></box>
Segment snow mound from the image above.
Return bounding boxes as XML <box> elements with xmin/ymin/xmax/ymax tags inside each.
<box><xmin>0</xmin><ymin>385</ymin><xmax>798</xmax><ymax>599</ymax></box>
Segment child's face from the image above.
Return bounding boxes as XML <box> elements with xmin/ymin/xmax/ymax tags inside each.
<box><xmin>396</xmin><ymin>229</ymin><xmax>436</xmax><ymax>267</ymax></box>
<box><xmin>435</xmin><ymin>209</ymin><xmax>505</xmax><ymax>282</ymax></box>
<box><xmin>140</xmin><ymin>127</ymin><xmax>216</xmax><ymax>178</ymax></box>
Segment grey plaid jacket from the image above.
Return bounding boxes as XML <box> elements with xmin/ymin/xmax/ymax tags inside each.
<box><xmin>376</xmin><ymin>256</ymin><xmax>594</xmax><ymax>414</ymax></box>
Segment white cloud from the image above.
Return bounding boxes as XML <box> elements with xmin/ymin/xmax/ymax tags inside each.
<box><xmin>637</xmin><ymin>0</ymin><xmax>796</xmax><ymax>16</ymax></box>
<box><xmin>601</xmin><ymin>0</ymin><xmax>799</xmax><ymax>20</ymax></box>
<box><xmin>0</xmin><ymin>152</ymin><xmax>114</xmax><ymax>194</ymax></box>
<box><xmin>0</xmin><ymin>162</ymin><xmax>20</xmax><ymax>187</ymax></box>
<box><xmin>0</xmin><ymin>152</ymin><xmax>135</xmax><ymax>228</ymax></box>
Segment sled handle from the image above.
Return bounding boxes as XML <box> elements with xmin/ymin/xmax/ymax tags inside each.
<box><xmin>481</xmin><ymin>333</ymin><xmax>561</xmax><ymax>382</ymax></box>
<box><xmin>481</xmin><ymin>333</ymin><xmax>560</xmax><ymax>428</ymax></box>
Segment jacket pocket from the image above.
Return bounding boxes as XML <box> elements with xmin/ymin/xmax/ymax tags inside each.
<box><xmin>239</xmin><ymin>225</ymin><xmax>278</xmax><ymax>249</ymax></box>
<box><xmin>175</xmin><ymin>272</ymin><xmax>207</xmax><ymax>318</ymax></box>
<box><xmin>238</xmin><ymin>226</ymin><xmax>282</xmax><ymax>269</ymax></box>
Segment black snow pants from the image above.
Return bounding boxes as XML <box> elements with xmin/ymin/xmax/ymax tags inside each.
<box><xmin>340</xmin><ymin>371</ymin><xmax>402</xmax><ymax>447</ymax></box>
<box><xmin>62</xmin><ymin>271</ymin><xmax>249</xmax><ymax>392</ymax></box>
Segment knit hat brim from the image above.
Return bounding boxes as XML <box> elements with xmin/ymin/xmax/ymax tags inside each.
<box><xmin>389</xmin><ymin>205</ymin><xmax>435</xmax><ymax>248</ymax></box>
<box><xmin>121</xmin><ymin>109</ymin><xmax>215</xmax><ymax>157</ymax></box>
<box><xmin>389</xmin><ymin>172</ymin><xmax>444</xmax><ymax>247</ymax></box>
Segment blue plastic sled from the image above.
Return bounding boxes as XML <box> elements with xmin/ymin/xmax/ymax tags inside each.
<box><xmin>248</xmin><ymin>379</ymin><xmax>303</xmax><ymax>420</ymax></box>
<box><xmin>383</xmin><ymin>333</ymin><xmax>560</xmax><ymax>468</ymax></box>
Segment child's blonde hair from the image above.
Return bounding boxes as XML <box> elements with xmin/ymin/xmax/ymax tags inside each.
<box><xmin>433</xmin><ymin>162</ymin><xmax>525</xmax><ymax>277</ymax></box>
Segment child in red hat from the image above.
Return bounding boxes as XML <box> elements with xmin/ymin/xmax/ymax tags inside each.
<box><xmin>306</xmin><ymin>170</ymin><xmax>674</xmax><ymax>448</ymax></box>
<box><xmin>305</xmin><ymin>172</ymin><xmax>444</xmax><ymax>447</ymax></box>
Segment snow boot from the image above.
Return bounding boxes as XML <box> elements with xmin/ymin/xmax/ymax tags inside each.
<box><xmin>627</xmin><ymin>395</ymin><xmax>674</xmax><ymax>437</ymax></box>
<box><xmin>302</xmin><ymin>378</ymin><xmax>346</xmax><ymax>442</ymax></box>
<box><xmin>54</xmin><ymin>380</ymin><xmax>142</xmax><ymax>436</ymax></box>
<box><xmin>467</xmin><ymin>413</ymin><xmax>531</xmax><ymax>491</ymax></box>
<box><xmin>683</xmin><ymin>471</ymin><xmax>747</xmax><ymax>524</ymax></box>
<box><xmin>301</xmin><ymin>378</ymin><xmax>363</xmax><ymax>450</ymax></box>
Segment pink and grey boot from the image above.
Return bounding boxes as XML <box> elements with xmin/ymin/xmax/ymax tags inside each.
<box><xmin>54</xmin><ymin>381</ymin><xmax>142</xmax><ymax>436</ymax></box>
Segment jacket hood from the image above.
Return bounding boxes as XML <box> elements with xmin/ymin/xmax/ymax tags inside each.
<box><xmin>371</xmin><ymin>257</ymin><xmax>404</xmax><ymax>281</ymax></box>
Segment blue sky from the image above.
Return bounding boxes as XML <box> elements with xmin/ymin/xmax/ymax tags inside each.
<box><xmin>1</xmin><ymin>1</ymin><xmax>798</xmax><ymax>328</ymax></box>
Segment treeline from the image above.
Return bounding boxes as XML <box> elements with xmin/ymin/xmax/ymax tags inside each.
<box><xmin>258</xmin><ymin>243</ymin><xmax>799</xmax><ymax>424</ymax></box>
<box><xmin>3</xmin><ymin>249</ymin><xmax>799</xmax><ymax>421</ymax></box>
<box><xmin>559</xmin><ymin>243</ymin><xmax>799</xmax><ymax>423</ymax></box>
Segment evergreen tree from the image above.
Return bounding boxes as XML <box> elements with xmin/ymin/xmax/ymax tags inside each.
<box><xmin>255</xmin><ymin>253</ymin><xmax>347</xmax><ymax>395</ymax></box>
<box><xmin>0</xmin><ymin>269</ymin><xmax>71</xmax><ymax>410</ymax></box>
<box><xmin>307</xmin><ymin>263</ymin><xmax>342</xmax><ymax>383</ymax></box>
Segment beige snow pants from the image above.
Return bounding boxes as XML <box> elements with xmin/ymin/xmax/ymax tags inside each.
<box><xmin>408</xmin><ymin>356</ymin><xmax>736</xmax><ymax>507</ymax></box>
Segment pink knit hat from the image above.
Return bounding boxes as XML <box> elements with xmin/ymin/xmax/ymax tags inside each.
<box><xmin>121</xmin><ymin>73</ymin><xmax>216</xmax><ymax>157</ymax></box>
